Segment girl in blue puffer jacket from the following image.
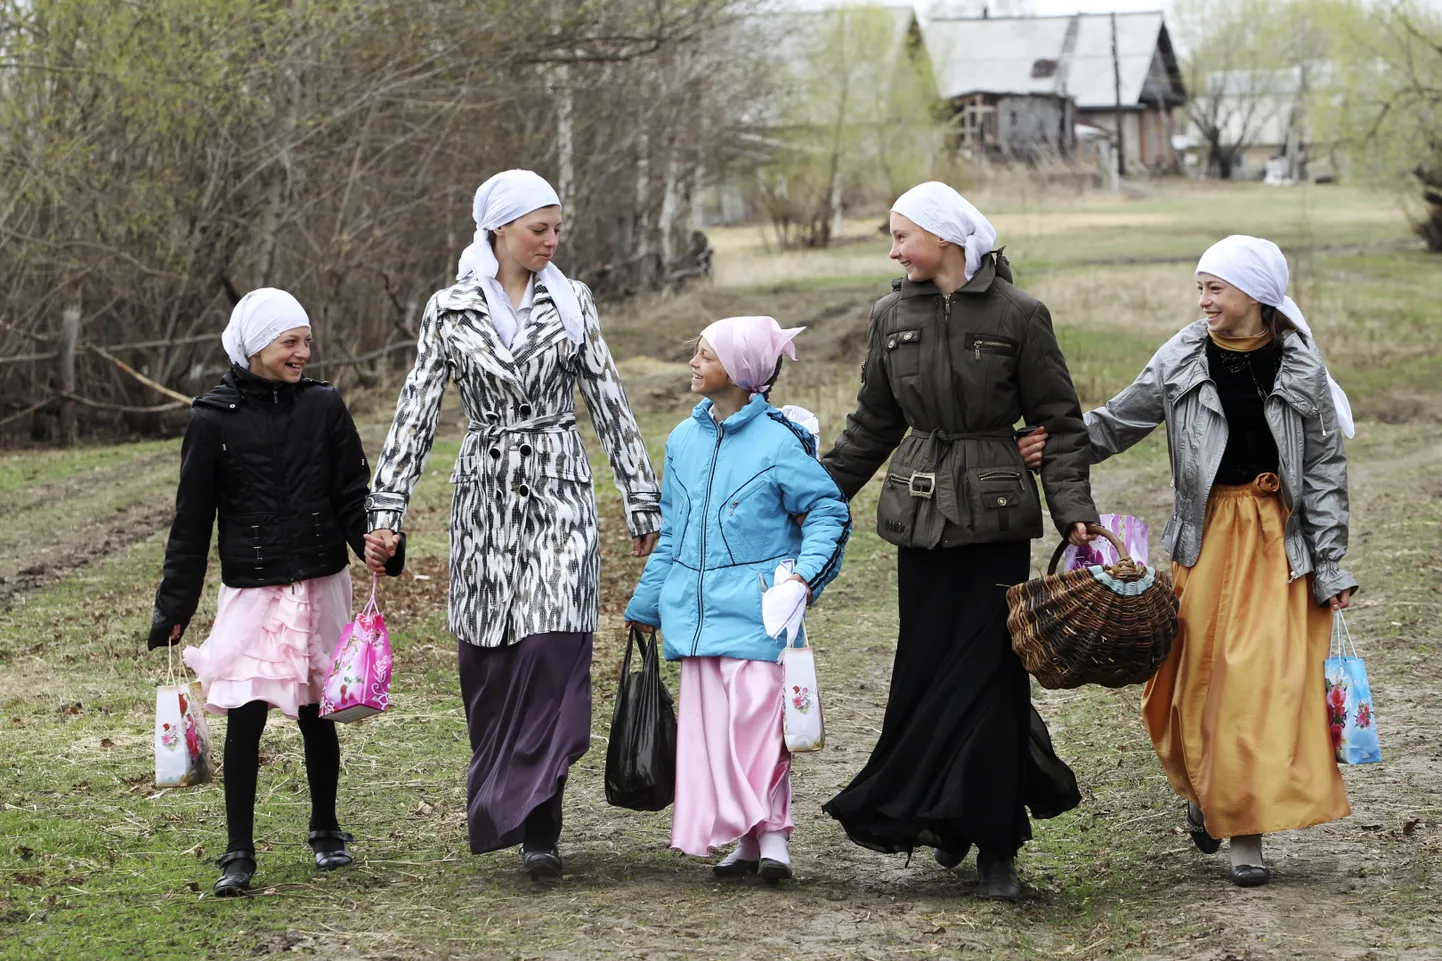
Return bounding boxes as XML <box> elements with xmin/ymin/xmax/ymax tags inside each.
<box><xmin>624</xmin><ymin>315</ymin><xmax>851</xmax><ymax>882</ymax></box>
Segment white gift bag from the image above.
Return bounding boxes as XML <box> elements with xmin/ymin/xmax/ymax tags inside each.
<box><xmin>763</xmin><ymin>560</ymin><xmax>825</xmax><ymax>753</ymax></box>
<box><xmin>154</xmin><ymin>645</ymin><xmax>213</xmax><ymax>788</ymax></box>
<box><xmin>779</xmin><ymin>623</ymin><xmax>824</xmax><ymax>754</ymax></box>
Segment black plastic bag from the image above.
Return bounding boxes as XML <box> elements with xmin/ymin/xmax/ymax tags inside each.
<box><xmin>604</xmin><ymin>627</ymin><xmax>677</xmax><ymax>811</ymax></box>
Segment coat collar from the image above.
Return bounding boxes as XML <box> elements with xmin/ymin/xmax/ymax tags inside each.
<box><xmin>895</xmin><ymin>254</ymin><xmax>1000</xmax><ymax>300</ymax></box>
<box><xmin>1168</xmin><ymin>320</ymin><xmax>1322</xmax><ymax>417</ymax></box>
<box><xmin>435</xmin><ymin>277</ymin><xmax>569</xmax><ymax>397</ymax></box>
<box><xmin>203</xmin><ymin>364</ymin><xmax>322</xmax><ymax>409</ymax></box>
<box><xmin>690</xmin><ymin>392</ymin><xmax>773</xmax><ymax>433</ymax></box>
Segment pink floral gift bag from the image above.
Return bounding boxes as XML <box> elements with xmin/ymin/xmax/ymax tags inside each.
<box><xmin>319</xmin><ymin>576</ymin><xmax>392</xmax><ymax>723</ymax></box>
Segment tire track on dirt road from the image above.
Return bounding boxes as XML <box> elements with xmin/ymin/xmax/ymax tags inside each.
<box><xmin>0</xmin><ymin>449</ymin><xmax>177</xmax><ymax>607</ymax></box>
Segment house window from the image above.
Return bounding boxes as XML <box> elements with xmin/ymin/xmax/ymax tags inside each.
<box><xmin>1031</xmin><ymin>59</ymin><xmax>1058</xmax><ymax>79</ymax></box>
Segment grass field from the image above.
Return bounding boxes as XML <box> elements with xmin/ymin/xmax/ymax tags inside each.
<box><xmin>1</xmin><ymin>181</ymin><xmax>1439</xmax><ymax>960</ymax></box>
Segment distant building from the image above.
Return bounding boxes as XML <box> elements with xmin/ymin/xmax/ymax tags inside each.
<box><xmin>923</xmin><ymin>10</ymin><xmax>1188</xmax><ymax>171</ymax></box>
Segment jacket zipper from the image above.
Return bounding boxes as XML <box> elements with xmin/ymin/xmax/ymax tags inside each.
<box><xmin>691</xmin><ymin>424</ymin><xmax>724</xmax><ymax>656</ymax></box>
<box><xmin>972</xmin><ymin>337</ymin><xmax>1011</xmax><ymax>361</ymax></box>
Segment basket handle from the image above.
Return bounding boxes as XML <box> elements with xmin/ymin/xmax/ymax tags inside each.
<box><xmin>1047</xmin><ymin>523</ymin><xmax>1129</xmax><ymax>575</ymax></box>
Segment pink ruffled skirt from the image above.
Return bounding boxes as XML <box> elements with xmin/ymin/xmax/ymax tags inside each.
<box><xmin>671</xmin><ymin>656</ymin><xmax>792</xmax><ymax>857</ymax></box>
<box><xmin>183</xmin><ymin>570</ymin><xmax>352</xmax><ymax>719</ymax></box>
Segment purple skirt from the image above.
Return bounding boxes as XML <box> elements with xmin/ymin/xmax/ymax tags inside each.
<box><xmin>457</xmin><ymin>632</ymin><xmax>593</xmax><ymax>854</ymax></box>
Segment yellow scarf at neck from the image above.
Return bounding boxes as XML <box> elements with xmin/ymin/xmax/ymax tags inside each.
<box><xmin>1208</xmin><ymin>329</ymin><xmax>1272</xmax><ymax>353</ymax></box>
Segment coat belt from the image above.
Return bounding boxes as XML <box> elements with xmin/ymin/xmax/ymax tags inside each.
<box><xmin>466</xmin><ymin>410</ymin><xmax>577</xmax><ymax>438</ymax></box>
<box><xmin>898</xmin><ymin>427</ymin><xmax>1018</xmax><ymax>526</ymax></box>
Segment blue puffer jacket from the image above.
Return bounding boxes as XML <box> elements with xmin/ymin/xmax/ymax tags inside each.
<box><xmin>624</xmin><ymin>394</ymin><xmax>852</xmax><ymax>662</ymax></box>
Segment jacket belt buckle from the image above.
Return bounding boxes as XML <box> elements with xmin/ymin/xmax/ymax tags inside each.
<box><xmin>907</xmin><ymin>471</ymin><xmax>936</xmax><ymax>499</ymax></box>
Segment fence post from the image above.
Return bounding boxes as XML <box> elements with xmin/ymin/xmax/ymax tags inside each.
<box><xmin>58</xmin><ymin>306</ymin><xmax>80</xmax><ymax>447</ymax></box>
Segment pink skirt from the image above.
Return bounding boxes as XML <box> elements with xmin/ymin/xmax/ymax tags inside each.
<box><xmin>182</xmin><ymin>570</ymin><xmax>352</xmax><ymax>719</ymax></box>
<box><xmin>671</xmin><ymin>656</ymin><xmax>792</xmax><ymax>857</ymax></box>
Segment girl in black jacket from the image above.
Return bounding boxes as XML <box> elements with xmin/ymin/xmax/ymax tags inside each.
<box><xmin>149</xmin><ymin>288</ymin><xmax>401</xmax><ymax>897</ymax></box>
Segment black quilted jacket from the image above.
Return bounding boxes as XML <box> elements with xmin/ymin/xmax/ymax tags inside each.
<box><xmin>148</xmin><ymin>365</ymin><xmax>402</xmax><ymax>649</ymax></box>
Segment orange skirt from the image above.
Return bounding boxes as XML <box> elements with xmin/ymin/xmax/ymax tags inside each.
<box><xmin>1141</xmin><ymin>474</ymin><xmax>1349</xmax><ymax>838</ymax></box>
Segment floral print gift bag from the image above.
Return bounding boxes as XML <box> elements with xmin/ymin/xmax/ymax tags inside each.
<box><xmin>154</xmin><ymin>645</ymin><xmax>213</xmax><ymax>788</ymax></box>
<box><xmin>1324</xmin><ymin>612</ymin><xmax>1381</xmax><ymax>765</ymax></box>
<box><xmin>319</xmin><ymin>576</ymin><xmax>392</xmax><ymax>723</ymax></box>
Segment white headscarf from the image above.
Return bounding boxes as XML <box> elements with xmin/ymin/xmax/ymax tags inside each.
<box><xmin>891</xmin><ymin>181</ymin><xmax>997</xmax><ymax>282</ymax></box>
<box><xmin>456</xmin><ymin>169</ymin><xmax>585</xmax><ymax>345</ymax></box>
<box><xmin>222</xmin><ymin>288</ymin><xmax>310</xmax><ymax>367</ymax></box>
<box><xmin>1196</xmin><ymin>235</ymin><xmax>1355</xmax><ymax>437</ymax></box>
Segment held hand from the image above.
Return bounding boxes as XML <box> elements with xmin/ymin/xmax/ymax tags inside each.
<box><xmin>1329</xmin><ymin>588</ymin><xmax>1354</xmax><ymax>611</ymax></box>
<box><xmin>1018</xmin><ymin>427</ymin><xmax>1048</xmax><ymax>471</ymax></box>
<box><xmin>1068</xmin><ymin>523</ymin><xmax>1094</xmax><ymax>547</ymax></box>
<box><xmin>786</xmin><ymin>573</ymin><xmax>814</xmax><ymax>605</ymax></box>
<box><xmin>623</xmin><ymin>619</ymin><xmax>657</xmax><ymax>634</ymax></box>
<box><xmin>632</xmin><ymin>532</ymin><xmax>660</xmax><ymax>557</ymax></box>
<box><xmin>364</xmin><ymin>529</ymin><xmax>398</xmax><ymax>575</ymax></box>
<box><xmin>170</xmin><ymin>624</ymin><xmax>182</xmax><ymax>644</ymax></box>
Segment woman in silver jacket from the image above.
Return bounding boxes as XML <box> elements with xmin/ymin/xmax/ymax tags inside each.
<box><xmin>1022</xmin><ymin>235</ymin><xmax>1358</xmax><ymax>887</ymax></box>
<box><xmin>364</xmin><ymin>170</ymin><xmax>661</xmax><ymax>879</ymax></box>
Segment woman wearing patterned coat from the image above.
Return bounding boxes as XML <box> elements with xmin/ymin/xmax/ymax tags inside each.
<box><xmin>363</xmin><ymin>170</ymin><xmax>661</xmax><ymax>879</ymax></box>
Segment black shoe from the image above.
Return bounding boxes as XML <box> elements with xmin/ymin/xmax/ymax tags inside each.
<box><xmin>758</xmin><ymin>858</ymin><xmax>793</xmax><ymax>883</ymax></box>
<box><xmin>1229</xmin><ymin>864</ymin><xmax>1271</xmax><ymax>887</ymax></box>
<box><xmin>934</xmin><ymin>842</ymin><xmax>972</xmax><ymax>870</ymax></box>
<box><xmin>976</xmin><ymin>852</ymin><xmax>1020</xmax><ymax>902</ymax></box>
<box><xmin>308</xmin><ymin>829</ymin><xmax>354</xmax><ymax>870</ymax></box>
<box><xmin>712</xmin><ymin>853</ymin><xmax>759</xmax><ymax>879</ymax></box>
<box><xmin>522</xmin><ymin>845</ymin><xmax>563</xmax><ymax>880</ymax></box>
<box><xmin>1186</xmin><ymin>802</ymin><xmax>1222</xmax><ymax>855</ymax></box>
<box><xmin>214</xmin><ymin>848</ymin><xmax>255</xmax><ymax>898</ymax></box>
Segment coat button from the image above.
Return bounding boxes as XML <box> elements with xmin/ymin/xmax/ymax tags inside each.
<box><xmin>519</xmin><ymin>404</ymin><xmax>532</xmax><ymax>417</ymax></box>
<box><xmin>520</xmin><ymin>444</ymin><xmax>533</xmax><ymax>457</ymax></box>
<box><xmin>997</xmin><ymin>496</ymin><xmax>1008</xmax><ymax>506</ymax></box>
<box><xmin>887</xmin><ymin>339</ymin><xmax>897</xmax><ymax>349</ymax></box>
<box><xmin>518</xmin><ymin>485</ymin><xmax>530</xmax><ymax>497</ymax></box>
<box><xmin>495</xmin><ymin>490</ymin><xmax>503</xmax><ymax>501</ymax></box>
<box><xmin>489</xmin><ymin>448</ymin><xmax>501</xmax><ymax>459</ymax></box>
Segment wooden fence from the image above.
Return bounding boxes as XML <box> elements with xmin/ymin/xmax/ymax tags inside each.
<box><xmin>0</xmin><ymin>319</ymin><xmax>415</xmax><ymax>441</ymax></box>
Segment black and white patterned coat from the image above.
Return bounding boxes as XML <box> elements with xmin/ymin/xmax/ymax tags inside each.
<box><xmin>366</xmin><ymin>277</ymin><xmax>661</xmax><ymax>648</ymax></box>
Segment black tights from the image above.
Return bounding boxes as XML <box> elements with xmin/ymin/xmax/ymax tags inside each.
<box><xmin>223</xmin><ymin>700</ymin><xmax>340</xmax><ymax>853</ymax></box>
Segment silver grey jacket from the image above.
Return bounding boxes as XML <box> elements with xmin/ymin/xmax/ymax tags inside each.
<box><xmin>1085</xmin><ymin>320</ymin><xmax>1357</xmax><ymax>606</ymax></box>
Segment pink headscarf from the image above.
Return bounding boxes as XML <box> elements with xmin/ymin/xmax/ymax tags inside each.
<box><xmin>699</xmin><ymin>316</ymin><xmax>805</xmax><ymax>395</ymax></box>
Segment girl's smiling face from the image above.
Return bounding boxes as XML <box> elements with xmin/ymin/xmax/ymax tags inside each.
<box><xmin>494</xmin><ymin>206</ymin><xmax>562</xmax><ymax>274</ymax></box>
<box><xmin>1197</xmin><ymin>272</ymin><xmax>1263</xmax><ymax>336</ymax></box>
<box><xmin>689</xmin><ymin>337</ymin><xmax>732</xmax><ymax>396</ymax></box>
<box><xmin>249</xmin><ymin>327</ymin><xmax>312</xmax><ymax>383</ymax></box>
<box><xmin>889</xmin><ymin>212</ymin><xmax>946</xmax><ymax>282</ymax></box>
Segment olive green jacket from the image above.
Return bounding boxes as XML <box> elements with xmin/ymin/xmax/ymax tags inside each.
<box><xmin>820</xmin><ymin>253</ymin><xmax>1099</xmax><ymax>549</ymax></box>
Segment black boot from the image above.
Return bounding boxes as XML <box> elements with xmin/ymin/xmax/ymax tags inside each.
<box><xmin>976</xmin><ymin>850</ymin><xmax>1021</xmax><ymax>902</ymax></box>
<box><xmin>214</xmin><ymin>848</ymin><xmax>255</xmax><ymax>898</ymax></box>
<box><xmin>308</xmin><ymin>829</ymin><xmax>354</xmax><ymax>870</ymax></box>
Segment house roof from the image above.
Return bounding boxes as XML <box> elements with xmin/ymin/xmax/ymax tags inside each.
<box><xmin>923</xmin><ymin>12</ymin><xmax>1184</xmax><ymax>109</ymax></box>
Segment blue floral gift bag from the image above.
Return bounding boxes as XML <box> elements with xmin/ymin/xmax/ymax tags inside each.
<box><xmin>1323</xmin><ymin>613</ymin><xmax>1381</xmax><ymax>765</ymax></box>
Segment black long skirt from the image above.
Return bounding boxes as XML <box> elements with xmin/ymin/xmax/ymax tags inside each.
<box><xmin>457</xmin><ymin>632</ymin><xmax>593</xmax><ymax>854</ymax></box>
<box><xmin>822</xmin><ymin>541</ymin><xmax>1080</xmax><ymax>857</ymax></box>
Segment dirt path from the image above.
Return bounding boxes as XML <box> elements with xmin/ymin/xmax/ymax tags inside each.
<box><xmin>0</xmin><ymin>448</ymin><xmax>177</xmax><ymax>605</ymax></box>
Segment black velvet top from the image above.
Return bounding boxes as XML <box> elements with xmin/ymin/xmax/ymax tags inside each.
<box><xmin>1207</xmin><ymin>337</ymin><xmax>1283</xmax><ymax>486</ymax></box>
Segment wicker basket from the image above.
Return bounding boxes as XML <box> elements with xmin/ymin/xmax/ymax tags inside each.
<box><xmin>1006</xmin><ymin>524</ymin><xmax>1179</xmax><ymax>690</ymax></box>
